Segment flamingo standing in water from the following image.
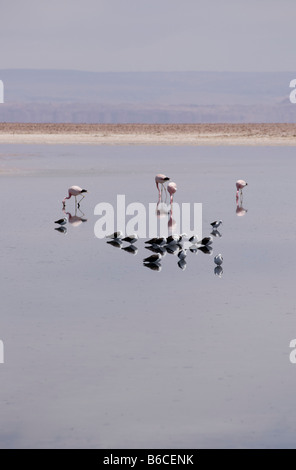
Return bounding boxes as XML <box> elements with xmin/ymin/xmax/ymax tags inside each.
<box><xmin>155</xmin><ymin>174</ymin><xmax>170</xmax><ymax>198</ymax></box>
<box><xmin>167</xmin><ymin>182</ymin><xmax>177</xmax><ymax>204</ymax></box>
<box><xmin>236</xmin><ymin>180</ymin><xmax>248</xmax><ymax>199</ymax></box>
<box><xmin>62</xmin><ymin>186</ymin><xmax>88</xmax><ymax>208</ymax></box>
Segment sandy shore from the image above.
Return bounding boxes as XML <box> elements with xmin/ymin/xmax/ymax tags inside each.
<box><xmin>0</xmin><ymin>123</ymin><xmax>296</xmax><ymax>145</ymax></box>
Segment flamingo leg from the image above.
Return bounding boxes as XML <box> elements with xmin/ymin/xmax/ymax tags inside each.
<box><xmin>77</xmin><ymin>195</ymin><xmax>85</xmax><ymax>208</ymax></box>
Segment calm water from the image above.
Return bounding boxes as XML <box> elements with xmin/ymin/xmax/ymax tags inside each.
<box><xmin>0</xmin><ymin>145</ymin><xmax>296</xmax><ymax>449</ymax></box>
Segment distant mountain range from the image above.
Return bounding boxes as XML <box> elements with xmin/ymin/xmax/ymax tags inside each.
<box><xmin>0</xmin><ymin>69</ymin><xmax>295</xmax><ymax>123</ymax></box>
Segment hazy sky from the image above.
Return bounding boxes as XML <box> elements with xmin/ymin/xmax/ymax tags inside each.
<box><xmin>1</xmin><ymin>0</ymin><xmax>295</xmax><ymax>72</ymax></box>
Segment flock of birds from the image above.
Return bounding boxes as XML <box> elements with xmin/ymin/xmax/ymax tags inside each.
<box><xmin>54</xmin><ymin>177</ymin><xmax>248</xmax><ymax>277</ymax></box>
<box><xmin>105</xmin><ymin>227</ymin><xmax>224</xmax><ymax>274</ymax></box>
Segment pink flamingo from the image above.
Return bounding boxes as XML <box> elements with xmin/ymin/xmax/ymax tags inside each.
<box><xmin>155</xmin><ymin>174</ymin><xmax>170</xmax><ymax>198</ymax></box>
<box><xmin>236</xmin><ymin>180</ymin><xmax>248</xmax><ymax>199</ymax></box>
<box><xmin>62</xmin><ymin>186</ymin><xmax>88</xmax><ymax>207</ymax></box>
<box><xmin>167</xmin><ymin>182</ymin><xmax>177</xmax><ymax>204</ymax></box>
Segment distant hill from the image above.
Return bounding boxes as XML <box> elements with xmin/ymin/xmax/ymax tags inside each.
<box><xmin>0</xmin><ymin>69</ymin><xmax>295</xmax><ymax>123</ymax></box>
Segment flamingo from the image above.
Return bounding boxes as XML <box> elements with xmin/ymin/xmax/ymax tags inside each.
<box><xmin>155</xmin><ymin>174</ymin><xmax>170</xmax><ymax>197</ymax></box>
<box><xmin>167</xmin><ymin>182</ymin><xmax>177</xmax><ymax>204</ymax></box>
<box><xmin>236</xmin><ymin>180</ymin><xmax>248</xmax><ymax>199</ymax></box>
<box><xmin>62</xmin><ymin>186</ymin><xmax>88</xmax><ymax>208</ymax></box>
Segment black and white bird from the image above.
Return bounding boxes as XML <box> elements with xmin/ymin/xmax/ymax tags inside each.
<box><xmin>145</xmin><ymin>245</ymin><xmax>167</xmax><ymax>256</ymax></box>
<box><xmin>166</xmin><ymin>234</ymin><xmax>180</xmax><ymax>245</ymax></box>
<box><xmin>122</xmin><ymin>234</ymin><xmax>138</xmax><ymax>244</ymax></box>
<box><xmin>106</xmin><ymin>231</ymin><xmax>123</xmax><ymax>240</ymax></box>
<box><xmin>54</xmin><ymin>217</ymin><xmax>67</xmax><ymax>226</ymax></box>
<box><xmin>199</xmin><ymin>236</ymin><xmax>213</xmax><ymax>246</ymax></box>
<box><xmin>189</xmin><ymin>234</ymin><xmax>198</xmax><ymax>244</ymax></box>
<box><xmin>143</xmin><ymin>253</ymin><xmax>162</xmax><ymax>264</ymax></box>
<box><xmin>145</xmin><ymin>237</ymin><xmax>166</xmax><ymax>246</ymax></box>
<box><xmin>214</xmin><ymin>254</ymin><xmax>223</xmax><ymax>266</ymax></box>
<box><xmin>210</xmin><ymin>220</ymin><xmax>223</xmax><ymax>230</ymax></box>
<box><xmin>178</xmin><ymin>233</ymin><xmax>188</xmax><ymax>246</ymax></box>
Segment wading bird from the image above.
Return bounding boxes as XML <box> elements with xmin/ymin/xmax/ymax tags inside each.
<box><xmin>122</xmin><ymin>234</ymin><xmax>138</xmax><ymax>244</ymax></box>
<box><xmin>214</xmin><ymin>254</ymin><xmax>223</xmax><ymax>266</ymax></box>
<box><xmin>106</xmin><ymin>231</ymin><xmax>123</xmax><ymax>240</ymax></box>
<box><xmin>54</xmin><ymin>217</ymin><xmax>67</xmax><ymax>226</ymax></box>
<box><xmin>211</xmin><ymin>220</ymin><xmax>222</xmax><ymax>230</ymax></box>
<box><xmin>155</xmin><ymin>174</ymin><xmax>170</xmax><ymax>197</ymax></box>
<box><xmin>167</xmin><ymin>182</ymin><xmax>177</xmax><ymax>204</ymax></box>
<box><xmin>62</xmin><ymin>186</ymin><xmax>88</xmax><ymax>208</ymax></box>
<box><xmin>236</xmin><ymin>180</ymin><xmax>248</xmax><ymax>199</ymax></box>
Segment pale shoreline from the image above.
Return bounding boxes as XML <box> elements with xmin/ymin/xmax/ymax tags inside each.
<box><xmin>0</xmin><ymin>123</ymin><xmax>296</xmax><ymax>145</ymax></box>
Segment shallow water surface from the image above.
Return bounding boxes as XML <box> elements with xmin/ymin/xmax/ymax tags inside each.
<box><xmin>0</xmin><ymin>145</ymin><xmax>296</xmax><ymax>448</ymax></box>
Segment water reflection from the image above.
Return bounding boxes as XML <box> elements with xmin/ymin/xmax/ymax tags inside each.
<box><xmin>236</xmin><ymin>198</ymin><xmax>248</xmax><ymax>216</ymax></box>
<box><xmin>211</xmin><ymin>229</ymin><xmax>222</xmax><ymax>238</ymax></box>
<box><xmin>55</xmin><ymin>226</ymin><xmax>67</xmax><ymax>235</ymax></box>
<box><xmin>236</xmin><ymin>189</ymin><xmax>248</xmax><ymax>216</ymax></box>
<box><xmin>63</xmin><ymin>208</ymin><xmax>88</xmax><ymax>226</ymax></box>
<box><xmin>107</xmin><ymin>240</ymin><xmax>122</xmax><ymax>248</ymax></box>
<box><xmin>214</xmin><ymin>265</ymin><xmax>223</xmax><ymax>277</ymax></box>
<box><xmin>122</xmin><ymin>245</ymin><xmax>138</xmax><ymax>255</ymax></box>
<box><xmin>104</xmin><ymin>184</ymin><xmax>227</xmax><ymax>276</ymax></box>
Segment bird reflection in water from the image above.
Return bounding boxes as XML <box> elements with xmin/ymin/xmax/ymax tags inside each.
<box><xmin>211</xmin><ymin>229</ymin><xmax>222</xmax><ymax>238</ymax></box>
<box><xmin>236</xmin><ymin>198</ymin><xmax>248</xmax><ymax>217</ymax></box>
<box><xmin>107</xmin><ymin>240</ymin><xmax>122</xmax><ymax>248</ymax></box>
<box><xmin>55</xmin><ymin>226</ymin><xmax>67</xmax><ymax>235</ymax></box>
<box><xmin>214</xmin><ymin>266</ymin><xmax>223</xmax><ymax>278</ymax></box>
<box><xmin>63</xmin><ymin>207</ymin><xmax>88</xmax><ymax>227</ymax></box>
<box><xmin>122</xmin><ymin>245</ymin><xmax>138</xmax><ymax>255</ymax></box>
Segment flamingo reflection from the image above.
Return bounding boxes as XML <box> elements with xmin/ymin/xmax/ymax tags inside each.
<box><xmin>63</xmin><ymin>208</ymin><xmax>88</xmax><ymax>227</ymax></box>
